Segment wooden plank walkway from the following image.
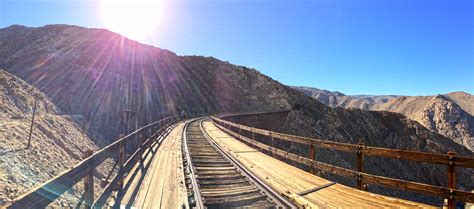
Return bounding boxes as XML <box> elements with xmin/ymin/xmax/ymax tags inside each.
<box><xmin>202</xmin><ymin>121</ymin><xmax>436</xmax><ymax>208</ymax></box>
<box><xmin>117</xmin><ymin>122</ymin><xmax>189</xmax><ymax>208</ymax></box>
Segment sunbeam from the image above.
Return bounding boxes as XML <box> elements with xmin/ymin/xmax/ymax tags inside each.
<box><xmin>100</xmin><ymin>0</ymin><xmax>163</xmax><ymax>42</ymax></box>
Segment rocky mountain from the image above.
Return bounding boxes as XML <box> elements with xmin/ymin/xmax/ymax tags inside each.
<box><xmin>293</xmin><ymin>86</ymin><xmax>401</xmax><ymax>109</ymax></box>
<box><xmin>0</xmin><ymin>24</ymin><xmax>472</xmax><ymax>205</ymax></box>
<box><xmin>0</xmin><ymin>24</ymin><xmax>304</xmax><ymax>142</ymax></box>
<box><xmin>293</xmin><ymin>86</ymin><xmax>474</xmax><ymax>151</ymax></box>
<box><xmin>444</xmin><ymin>91</ymin><xmax>474</xmax><ymax>116</ymax></box>
<box><xmin>0</xmin><ymin>69</ymin><xmax>110</xmax><ymax>206</ymax></box>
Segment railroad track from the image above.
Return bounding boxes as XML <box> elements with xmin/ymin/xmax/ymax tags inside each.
<box><xmin>182</xmin><ymin>118</ymin><xmax>296</xmax><ymax>209</ymax></box>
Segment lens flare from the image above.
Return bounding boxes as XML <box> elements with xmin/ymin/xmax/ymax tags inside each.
<box><xmin>100</xmin><ymin>0</ymin><xmax>162</xmax><ymax>42</ymax></box>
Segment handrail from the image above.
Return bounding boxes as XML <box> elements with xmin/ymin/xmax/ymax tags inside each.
<box><xmin>93</xmin><ymin>120</ymin><xmax>178</xmax><ymax>207</ymax></box>
<box><xmin>7</xmin><ymin>115</ymin><xmax>180</xmax><ymax>209</ymax></box>
<box><xmin>211</xmin><ymin>115</ymin><xmax>474</xmax><ymax>207</ymax></box>
<box><xmin>215</xmin><ymin>110</ymin><xmax>291</xmax><ymax>119</ymax></box>
<box><xmin>213</xmin><ymin>117</ymin><xmax>474</xmax><ymax>168</ymax></box>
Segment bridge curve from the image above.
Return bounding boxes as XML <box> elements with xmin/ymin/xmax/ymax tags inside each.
<box><xmin>5</xmin><ymin>112</ymin><xmax>474</xmax><ymax>208</ymax></box>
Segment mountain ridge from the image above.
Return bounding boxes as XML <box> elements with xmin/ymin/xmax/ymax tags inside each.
<box><xmin>293</xmin><ymin>86</ymin><xmax>474</xmax><ymax>151</ymax></box>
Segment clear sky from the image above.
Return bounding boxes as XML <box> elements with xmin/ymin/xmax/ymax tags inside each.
<box><xmin>1</xmin><ymin>0</ymin><xmax>473</xmax><ymax>95</ymax></box>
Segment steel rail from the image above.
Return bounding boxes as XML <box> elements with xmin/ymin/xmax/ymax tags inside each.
<box><xmin>182</xmin><ymin>118</ymin><xmax>205</xmax><ymax>209</ymax></box>
<box><xmin>199</xmin><ymin>118</ymin><xmax>297</xmax><ymax>209</ymax></box>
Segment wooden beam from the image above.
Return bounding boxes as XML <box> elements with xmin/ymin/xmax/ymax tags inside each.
<box><xmin>309</xmin><ymin>145</ymin><xmax>315</xmax><ymax>174</ymax></box>
<box><xmin>83</xmin><ymin>150</ymin><xmax>94</xmax><ymax>208</ymax></box>
<box><xmin>446</xmin><ymin>151</ymin><xmax>456</xmax><ymax>209</ymax></box>
<box><xmin>356</xmin><ymin>142</ymin><xmax>364</xmax><ymax>190</ymax></box>
<box><xmin>7</xmin><ymin>159</ymin><xmax>94</xmax><ymax>208</ymax></box>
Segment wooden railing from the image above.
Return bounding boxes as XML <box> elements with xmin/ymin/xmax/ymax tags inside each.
<box><xmin>7</xmin><ymin>116</ymin><xmax>180</xmax><ymax>209</ymax></box>
<box><xmin>212</xmin><ymin>116</ymin><xmax>474</xmax><ymax>208</ymax></box>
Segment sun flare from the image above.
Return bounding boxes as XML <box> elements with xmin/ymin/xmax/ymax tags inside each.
<box><xmin>100</xmin><ymin>0</ymin><xmax>162</xmax><ymax>42</ymax></box>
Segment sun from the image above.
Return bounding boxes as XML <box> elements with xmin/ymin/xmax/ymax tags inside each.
<box><xmin>100</xmin><ymin>0</ymin><xmax>163</xmax><ymax>42</ymax></box>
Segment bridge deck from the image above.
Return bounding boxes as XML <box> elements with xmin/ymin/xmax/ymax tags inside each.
<box><xmin>117</xmin><ymin>122</ymin><xmax>188</xmax><ymax>208</ymax></box>
<box><xmin>202</xmin><ymin>121</ymin><xmax>435</xmax><ymax>208</ymax></box>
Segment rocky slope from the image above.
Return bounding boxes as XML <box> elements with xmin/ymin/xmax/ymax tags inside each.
<box><xmin>445</xmin><ymin>92</ymin><xmax>474</xmax><ymax>116</ymax></box>
<box><xmin>0</xmin><ymin>24</ymin><xmax>472</xmax><ymax>205</ymax></box>
<box><xmin>0</xmin><ymin>24</ymin><xmax>303</xmax><ymax>142</ymax></box>
<box><xmin>294</xmin><ymin>86</ymin><xmax>474</xmax><ymax>151</ymax></box>
<box><xmin>0</xmin><ymin>69</ymin><xmax>109</xmax><ymax>206</ymax></box>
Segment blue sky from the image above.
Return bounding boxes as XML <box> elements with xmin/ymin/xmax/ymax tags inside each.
<box><xmin>1</xmin><ymin>0</ymin><xmax>473</xmax><ymax>95</ymax></box>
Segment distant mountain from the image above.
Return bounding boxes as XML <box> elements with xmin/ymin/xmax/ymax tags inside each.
<box><xmin>0</xmin><ymin>69</ymin><xmax>108</xmax><ymax>206</ymax></box>
<box><xmin>293</xmin><ymin>86</ymin><xmax>474</xmax><ymax>151</ymax></box>
<box><xmin>0</xmin><ymin>24</ymin><xmax>472</xmax><ymax>205</ymax></box>
<box><xmin>293</xmin><ymin>86</ymin><xmax>399</xmax><ymax>109</ymax></box>
<box><xmin>444</xmin><ymin>91</ymin><xmax>474</xmax><ymax>116</ymax></box>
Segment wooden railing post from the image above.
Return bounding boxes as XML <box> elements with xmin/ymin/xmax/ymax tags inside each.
<box><xmin>270</xmin><ymin>132</ymin><xmax>275</xmax><ymax>157</ymax></box>
<box><xmin>117</xmin><ymin>141</ymin><xmax>125</xmax><ymax>191</ymax></box>
<box><xmin>356</xmin><ymin>141</ymin><xmax>365</xmax><ymax>190</ymax></box>
<box><xmin>446</xmin><ymin>151</ymin><xmax>456</xmax><ymax>209</ymax></box>
<box><xmin>309</xmin><ymin>144</ymin><xmax>316</xmax><ymax>174</ymax></box>
<box><xmin>251</xmin><ymin>128</ymin><xmax>256</xmax><ymax>149</ymax></box>
<box><xmin>238</xmin><ymin>125</ymin><xmax>241</xmax><ymax>140</ymax></box>
<box><xmin>83</xmin><ymin>150</ymin><xmax>94</xmax><ymax>208</ymax></box>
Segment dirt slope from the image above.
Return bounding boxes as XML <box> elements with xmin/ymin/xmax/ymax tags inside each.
<box><xmin>0</xmin><ymin>69</ymin><xmax>109</xmax><ymax>206</ymax></box>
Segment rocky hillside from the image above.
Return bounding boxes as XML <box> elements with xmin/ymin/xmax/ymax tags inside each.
<box><xmin>444</xmin><ymin>91</ymin><xmax>474</xmax><ymax>116</ymax></box>
<box><xmin>0</xmin><ymin>24</ymin><xmax>304</xmax><ymax>142</ymax></box>
<box><xmin>294</xmin><ymin>86</ymin><xmax>474</xmax><ymax>151</ymax></box>
<box><xmin>0</xmin><ymin>69</ymin><xmax>110</xmax><ymax>206</ymax></box>
<box><xmin>0</xmin><ymin>24</ymin><xmax>472</xmax><ymax>205</ymax></box>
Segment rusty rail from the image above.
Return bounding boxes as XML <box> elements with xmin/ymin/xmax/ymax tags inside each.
<box><xmin>212</xmin><ymin>116</ymin><xmax>474</xmax><ymax>207</ymax></box>
<box><xmin>7</xmin><ymin>116</ymin><xmax>180</xmax><ymax>209</ymax></box>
